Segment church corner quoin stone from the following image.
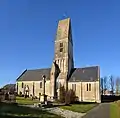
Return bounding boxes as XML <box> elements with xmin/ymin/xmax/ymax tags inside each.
<box><xmin>16</xmin><ymin>18</ymin><xmax>101</xmax><ymax>103</ymax></box>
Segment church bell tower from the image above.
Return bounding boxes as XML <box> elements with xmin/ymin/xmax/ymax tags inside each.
<box><xmin>54</xmin><ymin>18</ymin><xmax>74</xmax><ymax>86</ymax></box>
<box><xmin>50</xmin><ymin>18</ymin><xmax>74</xmax><ymax>99</ymax></box>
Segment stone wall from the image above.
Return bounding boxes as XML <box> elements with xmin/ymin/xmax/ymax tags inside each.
<box><xmin>68</xmin><ymin>81</ymin><xmax>101</xmax><ymax>103</ymax></box>
<box><xmin>17</xmin><ymin>80</ymin><xmax>101</xmax><ymax>103</ymax></box>
<box><xmin>17</xmin><ymin>80</ymin><xmax>51</xmax><ymax>99</ymax></box>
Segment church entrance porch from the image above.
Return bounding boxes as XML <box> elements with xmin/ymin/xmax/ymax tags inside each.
<box><xmin>24</xmin><ymin>85</ymin><xmax>29</xmax><ymax>98</ymax></box>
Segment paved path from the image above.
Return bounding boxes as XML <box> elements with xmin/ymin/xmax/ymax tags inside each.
<box><xmin>82</xmin><ymin>103</ymin><xmax>110</xmax><ymax>118</ymax></box>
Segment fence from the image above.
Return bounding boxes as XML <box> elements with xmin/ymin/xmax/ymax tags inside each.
<box><xmin>101</xmin><ymin>95</ymin><xmax>120</xmax><ymax>102</ymax></box>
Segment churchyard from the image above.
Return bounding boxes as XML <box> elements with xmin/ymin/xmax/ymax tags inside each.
<box><xmin>1</xmin><ymin>85</ymin><xmax>120</xmax><ymax>118</ymax></box>
<box><xmin>0</xmin><ymin>88</ymin><xmax>62</xmax><ymax>118</ymax></box>
<box><xmin>0</xmin><ymin>84</ymin><xmax>99</xmax><ymax>118</ymax></box>
<box><xmin>1</xmin><ymin>93</ymin><xmax>120</xmax><ymax>118</ymax></box>
<box><xmin>0</xmin><ymin>95</ymin><xmax>98</xmax><ymax>118</ymax></box>
<box><xmin>16</xmin><ymin>96</ymin><xmax>40</xmax><ymax>105</ymax></box>
<box><xmin>0</xmin><ymin>102</ymin><xmax>63</xmax><ymax>118</ymax></box>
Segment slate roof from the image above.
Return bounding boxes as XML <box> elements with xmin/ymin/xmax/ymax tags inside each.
<box><xmin>69</xmin><ymin>66</ymin><xmax>99</xmax><ymax>82</ymax></box>
<box><xmin>1</xmin><ymin>84</ymin><xmax>16</xmax><ymax>93</ymax></box>
<box><xmin>2</xmin><ymin>84</ymin><xmax>16</xmax><ymax>90</ymax></box>
<box><xmin>17</xmin><ymin>68</ymin><xmax>51</xmax><ymax>81</ymax></box>
<box><xmin>16</xmin><ymin>66</ymin><xmax>99</xmax><ymax>82</ymax></box>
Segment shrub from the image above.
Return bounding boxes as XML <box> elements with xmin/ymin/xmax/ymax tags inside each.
<box><xmin>59</xmin><ymin>86</ymin><xmax>66</xmax><ymax>103</ymax></box>
<box><xmin>59</xmin><ymin>86</ymin><xmax>76</xmax><ymax>104</ymax></box>
<box><xmin>65</xmin><ymin>90</ymin><xmax>70</xmax><ymax>105</ymax></box>
<box><xmin>69</xmin><ymin>89</ymin><xmax>76</xmax><ymax>103</ymax></box>
<box><xmin>65</xmin><ymin>89</ymin><xmax>76</xmax><ymax>104</ymax></box>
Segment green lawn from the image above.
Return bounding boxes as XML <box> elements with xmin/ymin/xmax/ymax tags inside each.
<box><xmin>0</xmin><ymin>102</ymin><xmax>63</xmax><ymax>118</ymax></box>
<box><xmin>60</xmin><ymin>103</ymin><xmax>98</xmax><ymax>113</ymax></box>
<box><xmin>110</xmin><ymin>102</ymin><xmax>120</xmax><ymax>118</ymax></box>
<box><xmin>16</xmin><ymin>96</ymin><xmax>40</xmax><ymax>105</ymax></box>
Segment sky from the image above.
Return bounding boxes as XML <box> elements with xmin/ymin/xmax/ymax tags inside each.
<box><xmin>0</xmin><ymin>0</ymin><xmax>120</xmax><ymax>87</ymax></box>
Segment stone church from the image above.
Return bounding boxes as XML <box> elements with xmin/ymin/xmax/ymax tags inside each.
<box><xmin>16</xmin><ymin>18</ymin><xmax>101</xmax><ymax>103</ymax></box>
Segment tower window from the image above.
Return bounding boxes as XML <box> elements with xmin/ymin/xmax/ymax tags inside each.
<box><xmin>60</xmin><ymin>43</ymin><xmax>63</xmax><ymax>52</ymax></box>
<box><xmin>60</xmin><ymin>43</ymin><xmax>63</xmax><ymax>47</ymax></box>
<box><xmin>60</xmin><ymin>48</ymin><xmax>63</xmax><ymax>52</ymax></box>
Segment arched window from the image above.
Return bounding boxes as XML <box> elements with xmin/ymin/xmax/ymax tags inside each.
<box><xmin>63</xmin><ymin>59</ymin><xmax>64</xmax><ymax>72</ymax></box>
<box><xmin>22</xmin><ymin>82</ymin><xmax>24</xmax><ymax>88</ymax></box>
<box><xmin>72</xmin><ymin>84</ymin><xmax>76</xmax><ymax>91</ymax></box>
<box><xmin>89</xmin><ymin>83</ymin><xmax>91</xmax><ymax>91</ymax></box>
<box><xmin>86</xmin><ymin>83</ymin><xmax>91</xmax><ymax>91</ymax></box>
<box><xmin>33</xmin><ymin>82</ymin><xmax>35</xmax><ymax>96</ymax></box>
<box><xmin>40</xmin><ymin>82</ymin><xmax>42</xmax><ymax>88</ymax></box>
<box><xmin>87</xmin><ymin>83</ymin><xmax>88</xmax><ymax>91</ymax></box>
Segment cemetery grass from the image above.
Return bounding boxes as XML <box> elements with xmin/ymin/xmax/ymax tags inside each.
<box><xmin>0</xmin><ymin>102</ymin><xmax>63</xmax><ymax>118</ymax></box>
<box><xmin>16</xmin><ymin>96</ymin><xmax>40</xmax><ymax>105</ymax></box>
<box><xmin>60</xmin><ymin>103</ymin><xmax>98</xmax><ymax>113</ymax></box>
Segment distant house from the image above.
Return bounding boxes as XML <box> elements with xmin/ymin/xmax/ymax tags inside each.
<box><xmin>103</xmin><ymin>89</ymin><xmax>113</xmax><ymax>96</ymax></box>
<box><xmin>2</xmin><ymin>84</ymin><xmax>16</xmax><ymax>94</ymax></box>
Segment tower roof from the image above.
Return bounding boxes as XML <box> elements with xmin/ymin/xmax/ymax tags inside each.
<box><xmin>56</xmin><ymin>18</ymin><xmax>73</xmax><ymax>44</ymax></box>
<box><xmin>58</xmin><ymin>17</ymin><xmax>70</xmax><ymax>24</ymax></box>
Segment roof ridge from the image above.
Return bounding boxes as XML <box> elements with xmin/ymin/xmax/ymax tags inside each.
<box><xmin>28</xmin><ymin>68</ymin><xmax>51</xmax><ymax>71</ymax></box>
<box><xmin>76</xmin><ymin>65</ymin><xmax>99</xmax><ymax>69</ymax></box>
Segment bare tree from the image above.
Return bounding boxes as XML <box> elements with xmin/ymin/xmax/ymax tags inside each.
<box><xmin>116</xmin><ymin>77</ymin><xmax>120</xmax><ymax>95</ymax></box>
<box><xmin>100</xmin><ymin>78</ymin><xmax>104</xmax><ymax>95</ymax></box>
<box><xmin>109</xmin><ymin>75</ymin><xmax>114</xmax><ymax>95</ymax></box>
<box><xmin>103</xmin><ymin>76</ymin><xmax>108</xmax><ymax>95</ymax></box>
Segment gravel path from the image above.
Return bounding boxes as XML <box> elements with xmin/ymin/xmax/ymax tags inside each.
<box><xmin>19</xmin><ymin>104</ymin><xmax>85</xmax><ymax>118</ymax></box>
<box><xmin>82</xmin><ymin>103</ymin><xmax>110</xmax><ymax>118</ymax></box>
<box><xmin>45</xmin><ymin>107</ymin><xmax>86</xmax><ymax>118</ymax></box>
<box><xmin>19</xmin><ymin>103</ymin><xmax>110</xmax><ymax>118</ymax></box>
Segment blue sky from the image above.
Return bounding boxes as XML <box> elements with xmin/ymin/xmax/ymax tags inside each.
<box><xmin>0</xmin><ymin>0</ymin><xmax>120</xmax><ymax>87</ymax></box>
